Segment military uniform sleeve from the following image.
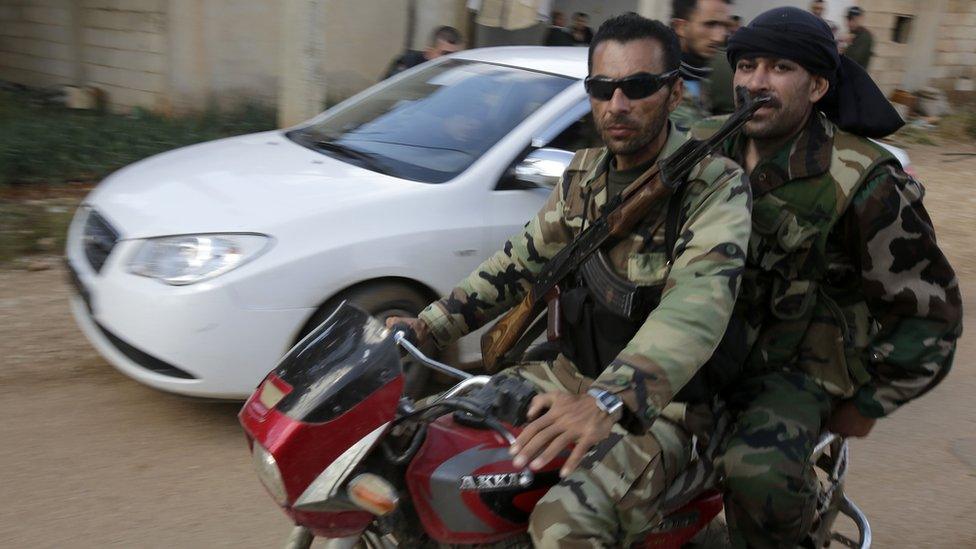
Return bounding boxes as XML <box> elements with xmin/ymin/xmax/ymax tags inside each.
<box><xmin>670</xmin><ymin>91</ymin><xmax>706</xmax><ymax>131</ymax></box>
<box><xmin>847</xmin><ymin>164</ymin><xmax>963</xmax><ymax>418</ymax></box>
<box><xmin>418</xmin><ymin>182</ymin><xmax>575</xmax><ymax>347</ymax></box>
<box><xmin>591</xmin><ymin>160</ymin><xmax>751</xmax><ymax>433</ymax></box>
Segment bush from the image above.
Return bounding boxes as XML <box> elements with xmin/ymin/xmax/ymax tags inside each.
<box><xmin>0</xmin><ymin>88</ymin><xmax>276</xmax><ymax>186</ymax></box>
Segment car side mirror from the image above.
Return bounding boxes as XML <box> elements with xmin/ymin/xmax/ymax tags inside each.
<box><xmin>513</xmin><ymin>148</ymin><xmax>574</xmax><ymax>188</ymax></box>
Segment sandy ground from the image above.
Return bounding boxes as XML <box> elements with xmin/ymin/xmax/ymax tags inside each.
<box><xmin>0</xmin><ymin>143</ymin><xmax>974</xmax><ymax>548</ymax></box>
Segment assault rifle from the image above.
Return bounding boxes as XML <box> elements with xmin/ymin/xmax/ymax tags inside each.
<box><xmin>480</xmin><ymin>88</ymin><xmax>770</xmax><ymax>372</ymax></box>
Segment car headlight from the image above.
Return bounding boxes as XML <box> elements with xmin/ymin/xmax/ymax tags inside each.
<box><xmin>128</xmin><ymin>233</ymin><xmax>270</xmax><ymax>285</ymax></box>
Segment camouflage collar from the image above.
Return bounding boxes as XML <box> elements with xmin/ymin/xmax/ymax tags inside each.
<box><xmin>726</xmin><ymin>112</ymin><xmax>834</xmax><ymax>196</ymax></box>
<box><xmin>580</xmin><ymin>123</ymin><xmax>689</xmax><ymax>190</ymax></box>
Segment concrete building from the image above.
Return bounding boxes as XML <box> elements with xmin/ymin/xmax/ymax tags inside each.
<box><xmin>0</xmin><ymin>0</ymin><xmax>972</xmax><ymax>123</ymax></box>
<box><xmin>0</xmin><ymin>0</ymin><xmax>466</xmax><ymax>119</ymax></box>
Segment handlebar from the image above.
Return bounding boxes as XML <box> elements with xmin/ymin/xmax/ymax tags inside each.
<box><xmin>392</xmin><ymin>329</ymin><xmax>473</xmax><ymax>381</ymax></box>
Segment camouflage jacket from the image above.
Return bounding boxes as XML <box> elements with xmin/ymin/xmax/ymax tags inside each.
<box><xmin>670</xmin><ymin>79</ymin><xmax>709</xmax><ymax>131</ymax></box>
<box><xmin>418</xmin><ymin>126</ymin><xmax>751</xmax><ymax>433</ymax></box>
<box><xmin>692</xmin><ymin>113</ymin><xmax>962</xmax><ymax>418</ymax></box>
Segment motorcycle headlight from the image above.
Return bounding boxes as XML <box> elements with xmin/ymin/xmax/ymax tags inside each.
<box><xmin>251</xmin><ymin>441</ymin><xmax>288</xmax><ymax>505</ymax></box>
<box><xmin>128</xmin><ymin>233</ymin><xmax>270</xmax><ymax>285</ymax></box>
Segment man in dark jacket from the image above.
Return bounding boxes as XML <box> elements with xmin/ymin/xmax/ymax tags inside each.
<box><xmin>844</xmin><ymin>6</ymin><xmax>874</xmax><ymax>68</ymax></box>
<box><xmin>544</xmin><ymin>10</ymin><xmax>574</xmax><ymax>46</ymax></box>
<box><xmin>384</xmin><ymin>26</ymin><xmax>463</xmax><ymax>79</ymax></box>
<box><xmin>670</xmin><ymin>0</ymin><xmax>733</xmax><ymax>128</ymax></box>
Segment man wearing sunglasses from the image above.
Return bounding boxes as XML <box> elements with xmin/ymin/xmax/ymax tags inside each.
<box><xmin>692</xmin><ymin>8</ymin><xmax>961</xmax><ymax>547</ymax></box>
<box><xmin>389</xmin><ymin>13</ymin><xmax>752</xmax><ymax>547</ymax></box>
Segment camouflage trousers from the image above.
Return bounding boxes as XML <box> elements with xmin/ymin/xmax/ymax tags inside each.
<box><xmin>717</xmin><ymin>371</ymin><xmax>833</xmax><ymax>549</ymax></box>
<box><xmin>497</xmin><ymin>357</ymin><xmax>696</xmax><ymax>548</ymax></box>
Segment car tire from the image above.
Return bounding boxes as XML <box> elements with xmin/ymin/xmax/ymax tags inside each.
<box><xmin>305</xmin><ymin>283</ymin><xmax>435</xmax><ymax>399</ymax></box>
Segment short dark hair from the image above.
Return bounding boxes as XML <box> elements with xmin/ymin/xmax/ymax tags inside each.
<box><xmin>573</xmin><ymin>12</ymin><xmax>588</xmax><ymax>19</ymax></box>
<box><xmin>672</xmin><ymin>0</ymin><xmax>732</xmax><ymax>21</ymax></box>
<box><xmin>430</xmin><ymin>25</ymin><xmax>461</xmax><ymax>45</ymax></box>
<box><xmin>588</xmin><ymin>13</ymin><xmax>681</xmax><ymax>74</ymax></box>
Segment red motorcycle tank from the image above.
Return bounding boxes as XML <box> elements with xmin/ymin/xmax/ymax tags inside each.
<box><xmin>405</xmin><ymin>415</ymin><xmax>565</xmax><ymax>545</ymax></box>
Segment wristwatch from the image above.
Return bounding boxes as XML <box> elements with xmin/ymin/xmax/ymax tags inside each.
<box><xmin>587</xmin><ymin>388</ymin><xmax>624</xmax><ymax>422</ymax></box>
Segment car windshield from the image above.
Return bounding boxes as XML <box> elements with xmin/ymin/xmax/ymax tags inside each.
<box><xmin>287</xmin><ymin>59</ymin><xmax>575</xmax><ymax>183</ymax></box>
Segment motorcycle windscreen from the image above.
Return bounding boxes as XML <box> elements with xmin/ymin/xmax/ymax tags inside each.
<box><xmin>271</xmin><ymin>302</ymin><xmax>403</xmax><ymax>423</ymax></box>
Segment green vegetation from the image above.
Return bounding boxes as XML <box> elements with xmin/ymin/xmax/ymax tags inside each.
<box><xmin>0</xmin><ymin>88</ymin><xmax>276</xmax><ymax>186</ymax></box>
<box><xmin>0</xmin><ymin>87</ymin><xmax>276</xmax><ymax>264</ymax></box>
<box><xmin>0</xmin><ymin>199</ymin><xmax>78</xmax><ymax>264</ymax></box>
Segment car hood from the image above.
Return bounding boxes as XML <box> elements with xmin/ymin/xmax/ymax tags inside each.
<box><xmin>86</xmin><ymin>131</ymin><xmax>421</xmax><ymax>239</ymax></box>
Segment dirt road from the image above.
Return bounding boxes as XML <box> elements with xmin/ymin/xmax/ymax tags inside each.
<box><xmin>1</xmin><ymin>144</ymin><xmax>975</xmax><ymax>547</ymax></box>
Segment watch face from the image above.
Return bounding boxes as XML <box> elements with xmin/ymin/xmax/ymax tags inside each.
<box><xmin>589</xmin><ymin>389</ymin><xmax>622</xmax><ymax>413</ymax></box>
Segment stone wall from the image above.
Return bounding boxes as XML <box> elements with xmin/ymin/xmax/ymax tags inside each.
<box><xmin>0</xmin><ymin>0</ymin><xmax>425</xmax><ymax>114</ymax></box>
<box><xmin>79</xmin><ymin>0</ymin><xmax>168</xmax><ymax>111</ymax></box>
<box><xmin>859</xmin><ymin>0</ymin><xmax>914</xmax><ymax>97</ymax></box>
<box><xmin>860</xmin><ymin>0</ymin><xmax>976</xmax><ymax>100</ymax></box>
<box><xmin>932</xmin><ymin>0</ymin><xmax>976</xmax><ymax>99</ymax></box>
<box><xmin>0</xmin><ymin>0</ymin><xmax>79</xmax><ymax>88</ymax></box>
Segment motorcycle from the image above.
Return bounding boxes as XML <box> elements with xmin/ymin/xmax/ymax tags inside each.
<box><xmin>239</xmin><ymin>303</ymin><xmax>872</xmax><ymax>548</ymax></box>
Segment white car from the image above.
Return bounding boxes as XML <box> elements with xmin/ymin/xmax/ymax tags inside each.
<box><xmin>66</xmin><ymin>46</ymin><xmax>910</xmax><ymax>399</ymax></box>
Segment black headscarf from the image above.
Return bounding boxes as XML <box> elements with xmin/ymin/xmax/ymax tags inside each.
<box><xmin>726</xmin><ymin>7</ymin><xmax>903</xmax><ymax>138</ymax></box>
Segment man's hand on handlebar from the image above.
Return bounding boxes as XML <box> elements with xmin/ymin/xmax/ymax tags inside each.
<box><xmin>384</xmin><ymin>316</ymin><xmax>431</xmax><ymax>347</ymax></box>
<box><xmin>508</xmin><ymin>392</ymin><xmax>615</xmax><ymax>478</ymax></box>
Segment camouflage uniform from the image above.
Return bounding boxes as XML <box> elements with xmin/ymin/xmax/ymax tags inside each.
<box><xmin>418</xmin><ymin>125</ymin><xmax>752</xmax><ymax>547</ymax></box>
<box><xmin>692</xmin><ymin>113</ymin><xmax>963</xmax><ymax>548</ymax></box>
<box><xmin>670</xmin><ymin>83</ymin><xmax>709</xmax><ymax>131</ymax></box>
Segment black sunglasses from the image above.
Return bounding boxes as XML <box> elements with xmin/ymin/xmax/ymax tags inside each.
<box><xmin>584</xmin><ymin>70</ymin><xmax>679</xmax><ymax>101</ymax></box>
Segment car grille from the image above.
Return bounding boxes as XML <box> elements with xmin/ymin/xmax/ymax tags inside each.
<box><xmin>83</xmin><ymin>210</ymin><xmax>119</xmax><ymax>273</ymax></box>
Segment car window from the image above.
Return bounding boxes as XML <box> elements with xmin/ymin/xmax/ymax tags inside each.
<box><xmin>287</xmin><ymin>60</ymin><xmax>575</xmax><ymax>184</ymax></box>
<box><xmin>494</xmin><ymin>104</ymin><xmax>602</xmax><ymax>191</ymax></box>
<box><xmin>546</xmin><ymin>111</ymin><xmax>602</xmax><ymax>152</ymax></box>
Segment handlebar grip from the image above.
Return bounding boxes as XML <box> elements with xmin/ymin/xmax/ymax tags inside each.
<box><xmin>390</xmin><ymin>321</ymin><xmax>419</xmax><ymax>346</ymax></box>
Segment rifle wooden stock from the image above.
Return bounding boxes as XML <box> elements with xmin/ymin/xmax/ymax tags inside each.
<box><xmin>480</xmin><ymin>172</ymin><xmax>673</xmax><ymax>372</ymax></box>
<box><xmin>607</xmin><ymin>169</ymin><xmax>671</xmax><ymax>238</ymax></box>
<box><xmin>481</xmin><ymin>291</ymin><xmax>544</xmax><ymax>372</ymax></box>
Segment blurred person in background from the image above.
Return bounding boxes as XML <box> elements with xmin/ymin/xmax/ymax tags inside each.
<box><xmin>810</xmin><ymin>0</ymin><xmax>840</xmax><ymax>42</ymax></box>
<box><xmin>728</xmin><ymin>14</ymin><xmax>741</xmax><ymax>33</ymax></box>
<box><xmin>570</xmin><ymin>12</ymin><xmax>593</xmax><ymax>45</ymax></box>
<box><xmin>844</xmin><ymin>6</ymin><xmax>873</xmax><ymax>68</ymax></box>
<box><xmin>705</xmin><ymin>13</ymin><xmax>738</xmax><ymax>115</ymax></box>
<box><xmin>544</xmin><ymin>10</ymin><xmax>574</xmax><ymax>46</ymax></box>
<box><xmin>385</xmin><ymin>25</ymin><xmax>463</xmax><ymax>79</ymax></box>
<box><xmin>670</xmin><ymin>0</ymin><xmax>733</xmax><ymax>127</ymax></box>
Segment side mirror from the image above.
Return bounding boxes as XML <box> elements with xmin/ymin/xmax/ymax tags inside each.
<box><xmin>513</xmin><ymin>148</ymin><xmax>574</xmax><ymax>188</ymax></box>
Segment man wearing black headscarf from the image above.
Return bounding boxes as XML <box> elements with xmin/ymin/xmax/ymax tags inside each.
<box><xmin>692</xmin><ymin>7</ymin><xmax>962</xmax><ymax>547</ymax></box>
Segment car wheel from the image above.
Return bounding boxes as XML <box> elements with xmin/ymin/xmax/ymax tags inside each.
<box><xmin>305</xmin><ymin>283</ymin><xmax>435</xmax><ymax>399</ymax></box>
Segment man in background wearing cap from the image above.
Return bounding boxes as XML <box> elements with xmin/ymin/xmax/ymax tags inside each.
<box><xmin>692</xmin><ymin>6</ymin><xmax>961</xmax><ymax>547</ymax></box>
<box><xmin>844</xmin><ymin>6</ymin><xmax>873</xmax><ymax>68</ymax></box>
